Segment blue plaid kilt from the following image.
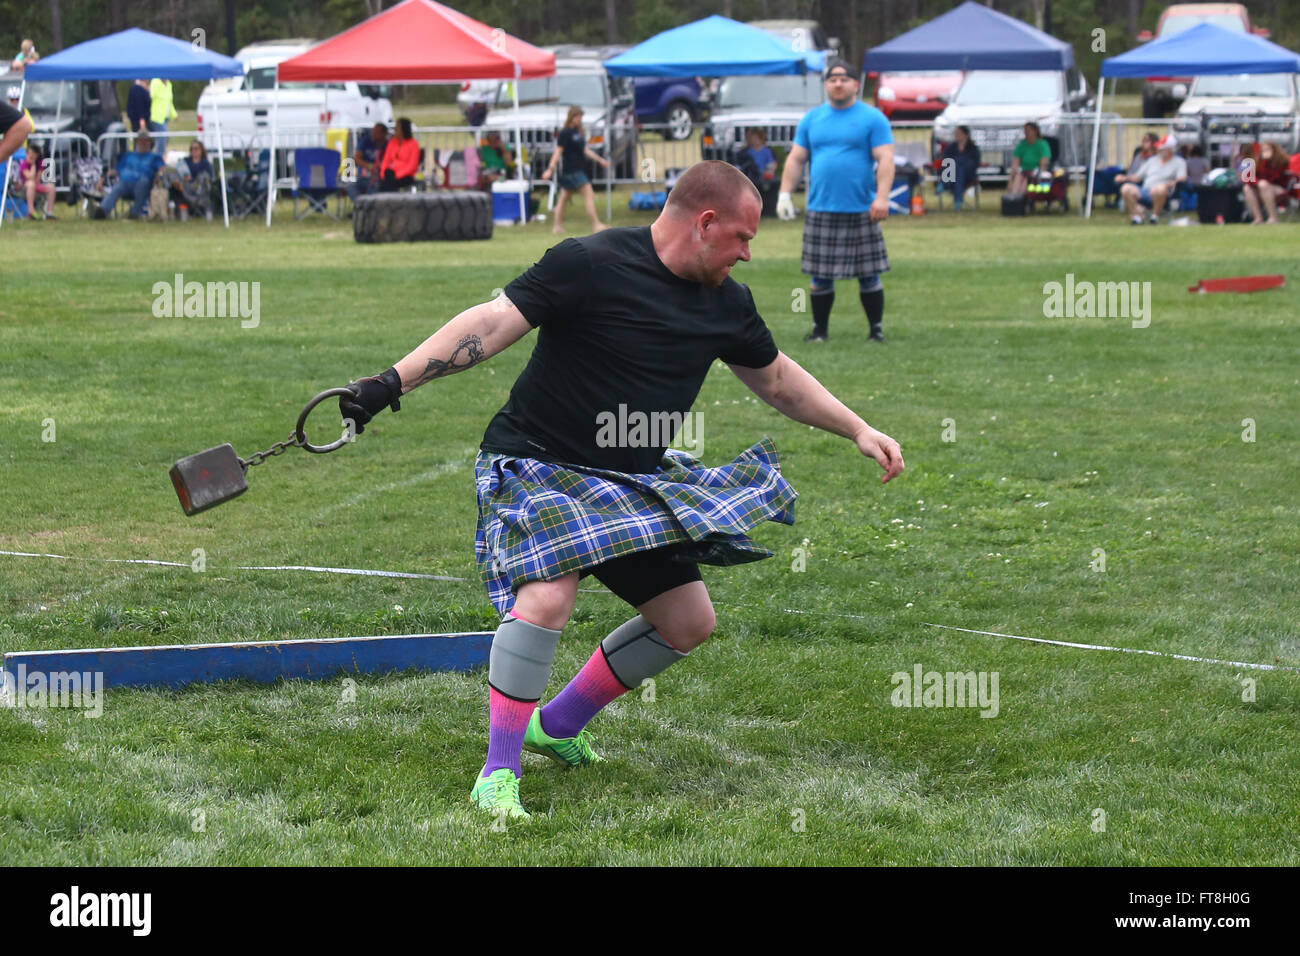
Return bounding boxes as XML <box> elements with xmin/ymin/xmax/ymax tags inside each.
<box><xmin>801</xmin><ymin>209</ymin><xmax>890</xmax><ymax>279</ymax></box>
<box><xmin>474</xmin><ymin>437</ymin><xmax>797</xmax><ymax>615</ymax></box>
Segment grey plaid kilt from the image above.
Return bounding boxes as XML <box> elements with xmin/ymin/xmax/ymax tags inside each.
<box><xmin>800</xmin><ymin>210</ymin><xmax>891</xmax><ymax>279</ymax></box>
<box><xmin>474</xmin><ymin>437</ymin><xmax>797</xmax><ymax>616</ymax></box>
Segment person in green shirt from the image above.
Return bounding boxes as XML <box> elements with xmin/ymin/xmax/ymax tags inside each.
<box><xmin>477</xmin><ymin>130</ymin><xmax>515</xmax><ymax>186</ymax></box>
<box><xmin>1008</xmin><ymin>121</ymin><xmax>1051</xmax><ymax>198</ymax></box>
<box><xmin>149</xmin><ymin>78</ymin><xmax>178</xmax><ymax>156</ymax></box>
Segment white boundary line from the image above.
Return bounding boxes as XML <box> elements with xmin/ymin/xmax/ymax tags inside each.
<box><xmin>0</xmin><ymin>550</ymin><xmax>467</xmax><ymax>582</ymax></box>
<box><xmin>921</xmin><ymin>622</ymin><xmax>1298</xmax><ymax>673</ymax></box>
<box><xmin>5</xmin><ymin>550</ymin><xmax>1294</xmax><ymax>673</ymax></box>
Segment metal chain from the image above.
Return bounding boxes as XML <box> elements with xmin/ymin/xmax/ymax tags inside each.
<box><xmin>240</xmin><ymin>431</ymin><xmax>305</xmax><ymax>470</ymax></box>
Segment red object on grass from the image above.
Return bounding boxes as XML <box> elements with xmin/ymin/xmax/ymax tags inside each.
<box><xmin>1188</xmin><ymin>275</ymin><xmax>1285</xmax><ymax>294</ymax></box>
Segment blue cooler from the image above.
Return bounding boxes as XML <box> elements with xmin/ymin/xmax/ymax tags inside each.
<box><xmin>492</xmin><ymin>181</ymin><xmax>529</xmax><ymax>224</ymax></box>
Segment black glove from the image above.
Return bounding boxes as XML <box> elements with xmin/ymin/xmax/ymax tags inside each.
<box><xmin>339</xmin><ymin>366</ymin><xmax>402</xmax><ymax>434</ymax></box>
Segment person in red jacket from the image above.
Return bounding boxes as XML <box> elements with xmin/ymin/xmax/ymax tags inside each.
<box><xmin>379</xmin><ymin>118</ymin><xmax>420</xmax><ymax>191</ymax></box>
<box><xmin>1241</xmin><ymin>141</ymin><xmax>1291</xmax><ymax>224</ymax></box>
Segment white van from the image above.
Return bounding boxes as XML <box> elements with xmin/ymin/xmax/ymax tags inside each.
<box><xmin>196</xmin><ymin>40</ymin><xmax>394</xmax><ymax>153</ymax></box>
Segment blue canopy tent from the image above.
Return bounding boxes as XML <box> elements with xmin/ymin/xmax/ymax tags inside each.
<box><xmin>862</xmin><ymin>0</ymin><xmax>1074</xmax><ymax>72</ymax></box>
<box><xmin>16</xmin><ymin>28</ymin><xmax>245</xmax><ymax>227</ymax></box>
<box><xmin>604</xmin><ymin>15</ymin><xmax>825</xmax><ymax>77</ymax></box>
<box><xmin>1085</xmin><ymin>22</ymin><xmax>1300</xmax><ymax>216</ymax></box>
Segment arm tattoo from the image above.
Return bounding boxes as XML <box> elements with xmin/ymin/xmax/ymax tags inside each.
<box><xmin>411</xmin><ymin>335</ymin><xmax>485</xmax><ymax>387</ymax></box>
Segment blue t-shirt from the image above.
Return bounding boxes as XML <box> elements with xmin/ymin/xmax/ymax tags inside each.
<box><xmin>745</xmin><ymin>145</ymin><xmax>776</xmax><ymax>172</ymax></box>
<box><xmin>117</xmin><ymin>150</ymin><xmax>164</xmax><ymax>185</ymax></box>
<box><xmin>794</xmin><ymin>100</ymin><xmax>893</xmax><ymax>213</ymax></box>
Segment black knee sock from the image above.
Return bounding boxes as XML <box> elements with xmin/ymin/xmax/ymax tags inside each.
<box><xmin>860</xmin><ymin>289</ymin><xmax>884</xmax><ymax>333</ymax></box>
<box><xmin>811</xmin><ymin>289</ymin><xmax>834</xmax><ymax>334</ymax></box>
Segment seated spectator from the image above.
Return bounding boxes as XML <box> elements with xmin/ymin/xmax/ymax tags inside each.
<box><xmin>1007</xmin><ymin>121</ymin><xmax>1050</xmax><ymax>198</ymax></box>
<box><xmin>348</xmin><ymin>122</ymin><xmax>389</xmax><ymax>201</ymax></box>
<box><xmin>1183</xmin><ymin>143</ymin><xmax>1209</xmax><ymax>184</ymax></box>
<box><xmin>19</xmin><ymin>142</ymin><xmax>56</xmax><ymax>219</ymax></box>
<box><xmin>379</xmin><ymin>117</ymin><xmax>420</xmax><ymax>192</ymax></box>
<box><xmin>1129</xmin><ymin>131</ymin><xmax>1158</xmax><ymax>176</ymax></box>
<box><xmin>1114</xmin><ymin>133</ymin><xmax>1186</xmax><ymax>225</ymax></box>
<box><xmin>11</xmin><ymin>39</ymin><xmax>38</xmax><ymax>71</ymax></box>
<box><xmin>938</xmin><ymin>125</ymin><xmax>981</xmax><ymax>210</ymax></box>
<box><xmin>743</xmin><ymin>127</ymin><xmax>777</xmax><ymax>184</ymax></box>
<box><xmin>477</xmin><ymin>130</ymin><xmax>516</xmax><ymax>185</ymax></box>
<box><xmin>169</xmin><ymin>140</ymin><xmax>214</xmax><ymax>220</ymax></box>
<box><xmin>91</xmin><ymin>132</ymin><xmax>165</xmax><ymax>219</ymax></box>
<box><xmin>1241</xmin><ymin>141</ymin><xmax>1291</xmax><ymax>224</ymax></box>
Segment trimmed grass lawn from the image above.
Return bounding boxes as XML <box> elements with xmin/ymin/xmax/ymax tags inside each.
<box><xmin>1</xmin><ymin>193</ymin><xmax>1296</xmax><ymax>864</ymax></box>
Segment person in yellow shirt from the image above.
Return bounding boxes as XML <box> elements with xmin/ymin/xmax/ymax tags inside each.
<box><xmin>149</xmin><ymin>78</ymin><xmax>178</xmax><ymax>155</ymax></box>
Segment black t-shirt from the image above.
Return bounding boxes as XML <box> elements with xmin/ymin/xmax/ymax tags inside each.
<box><xmin>556</xmin><ymin>126</ymin><xmax>586</xmax><ymax>175</ymax></box>
<box><xmin>482</xmin><ymin>227</ymin><xmax>778</xmax><ymax>473</ymax></box>
<box><xmin>0</xmin><ymin>102</ymin><xmax>25</xmax><ymax>137</ymax></box>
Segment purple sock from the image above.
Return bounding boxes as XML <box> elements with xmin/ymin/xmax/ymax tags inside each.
<box><xmin>482</xmin><ymin>687</ymin><xmax>536</xmax><ymax>778</ymax></box>
<box><xmin>540</xmin><ymin>647</ymin><xmax>630</xmax><ymax>739</ymax></box>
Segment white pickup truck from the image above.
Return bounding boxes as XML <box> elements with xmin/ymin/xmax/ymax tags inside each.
<box><xmin>196</xmin><ymin>40</ymin><xmax>394</xmax><ymax>153</ymax></box>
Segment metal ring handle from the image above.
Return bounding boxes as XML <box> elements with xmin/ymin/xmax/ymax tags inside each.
<box><xmin>296</xmin><ymin>387</ymin><xmax>358</xmax><ymax>454</ymax></box>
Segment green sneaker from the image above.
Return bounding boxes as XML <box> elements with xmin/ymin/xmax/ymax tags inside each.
<box><xmin>469</xmin><ymin>768</ymin><xmax>530</xmax><ymax>820</ymax></box>
<box><xmin>523</xmin><ymin>709</ymin><xmax>605</xmax><ymax>766</ymax></box>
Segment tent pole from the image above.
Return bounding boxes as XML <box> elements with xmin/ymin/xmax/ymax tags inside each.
<box><xmin>215</xmin><ymin>100</ymin><xmax>230</xmax><ymax>228</ymax></box>
<box><xmin>266</xmin><ymin>74</ymin><xmax>279</xmax><ymax>227</ymax></box>
<box><xmin>1085</xmin><ymin>76</ymin><xmax>1104</xmax><ymax>220</ymax></box>
<box><xmin>0</xmin><ymin>79</ymin><xmax>22</xmax><ymax>231</ymax></box>
<box><xmin>513</xmin><ymin>69</ymin><xmax>524</xmax><ymax>224</ymax></box>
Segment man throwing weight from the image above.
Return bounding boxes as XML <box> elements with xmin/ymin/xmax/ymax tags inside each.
<box><xmin>778</xmin><ymin>57</ymin><xmax>895</xmax><ymax>344</ymax></box>
<box><xmin>341</xmin><ymin>161</ymin><xmax>904</xmax><ymax>821</ymax></box>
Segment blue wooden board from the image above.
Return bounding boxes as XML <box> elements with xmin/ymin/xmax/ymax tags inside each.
<box><xmin>2</xmin><ymin>632</ymin><xmax>493</xmax><ymax>690</ymax></box>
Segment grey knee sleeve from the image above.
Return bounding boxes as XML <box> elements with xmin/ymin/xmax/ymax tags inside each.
<box><xmin>600</xmin><ymin>615</ymin><xmax>687</xmax><ymax>689</ymax></box>
<box><xmin>488</xmin><ymin>615</ymin><xmax>562</xmax><ymax>702</ymax></box>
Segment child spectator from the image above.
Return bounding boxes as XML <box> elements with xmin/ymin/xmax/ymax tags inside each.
<box><xmin>19</xmin><ymin>142</ymin><xmax>56</xmax><ymax>219</ymax></box>
<box><xmin>743</xmin><ymin>128</ymin><xmax>777</xmax><ymax>182</ymax></box>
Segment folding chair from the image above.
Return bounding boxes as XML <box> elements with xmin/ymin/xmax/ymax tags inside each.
<box><xmin>3</xmin><ymin>148</ymin><xmax>29</xmax><ymax>220</ymax></box>
<box><xmin>73</xmin><ymin>155</ymin><xmax>106</xmax><ymax>218</ymax></box>
<box><xmin>292</xmin><ymin>147</ymin><xmax>342</xmax><ymax>219</ymax></box>
<box><xmin>227</xmin><ymin>149</ymin><xmax>271</xmax><ymax>221</ymax></box>
<box><xmin>436</xmin><ymin>148</ymin><xmax>482</xmax><ymax>190</ymax></box>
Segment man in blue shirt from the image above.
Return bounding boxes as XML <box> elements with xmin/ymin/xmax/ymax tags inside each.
<box><xmin>778</xmin><ymin>58</ymin><xmax>895</xmax><ymax>343</ymax></box>
<box><xmin>91</xmin><ymin>132</ymin><xmax>165</xmax><ymax>219</ymax></box>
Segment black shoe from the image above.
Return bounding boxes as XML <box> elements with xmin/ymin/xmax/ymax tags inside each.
<box><xmin>91</xmin><ymin>206</ymin><xmax>107</xmax><ymax>220</ymax></box>
<box><xmin>803</xmin><ymin>329</ymin><xmax>828</xmax><ymax>342</ymax></box>
<box><xmin>869</xmin><ymin>329</ymin><xmax>885</xmax><ymax>343</ymax></box>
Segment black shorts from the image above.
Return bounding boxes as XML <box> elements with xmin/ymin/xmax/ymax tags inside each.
<box><xmin>584</xmin><ymin>546</ymin><xmax>702</xmax><ymax>608</ymax></box>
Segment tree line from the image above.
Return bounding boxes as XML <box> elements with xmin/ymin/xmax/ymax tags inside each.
<box><xmin>6</xmin><ymin>0</ymin><xmax>1298</xmax><ymax>92</ymax></box>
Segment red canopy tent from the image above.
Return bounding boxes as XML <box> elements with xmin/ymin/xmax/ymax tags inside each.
<box><xmin>267</xmin><ymin>0</ymin><xmax>555</xmax><ymax>224</ymax></box>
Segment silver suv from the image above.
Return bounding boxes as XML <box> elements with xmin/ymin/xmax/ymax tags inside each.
<box><xmin>482</xmin><ymin>47</ymin><xmax>636</xmax><ymax>180</ymax></box>
<box><xmin>1172</xmin><ymin>72</ymin><xmax>1300</xmax><ymax>155</ymax></box>
<box><xmin>931</xmin><ymin>68</ymin><xmax>1093</xmax><ymax>179</ymax></box>
<box><xmin>700</xmin><ymin>73</ymin><xmax>825</xmax><ymax>162</ymax></box>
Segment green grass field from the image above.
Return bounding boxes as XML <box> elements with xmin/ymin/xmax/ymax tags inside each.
<box><xmin>1</xmin><ymin>192</ymin><xmax>1297</xmax><ymax>865</ymax></box>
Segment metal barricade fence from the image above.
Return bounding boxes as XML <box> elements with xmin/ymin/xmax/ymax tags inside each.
<box><xmin>24</xmin><ymin>130</ymin><xmax>94</xmax><ymax>200</ymax></box>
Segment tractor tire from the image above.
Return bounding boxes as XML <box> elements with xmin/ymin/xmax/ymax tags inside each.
<box><xmin>353</xmin><ymin>191</ymin><xmax>493</xmax><ymax>243</ymax></box>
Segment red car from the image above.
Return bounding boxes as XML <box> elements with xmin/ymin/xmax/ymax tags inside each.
<box><xmin>870</xmin><ymin>70</ymin><xmax>963</xmax><ymax>119</ymax></box>
<box><xmin>1139</xmin><ymin>3</ymin><xmax>1270</xmax><ymax>116</ymax></box>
